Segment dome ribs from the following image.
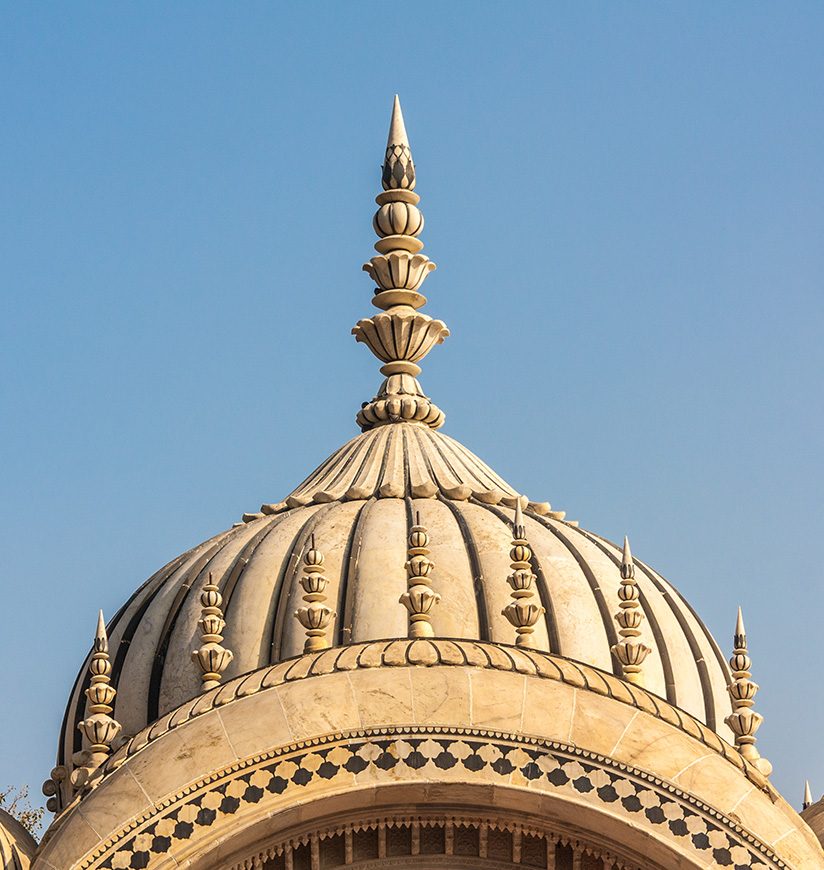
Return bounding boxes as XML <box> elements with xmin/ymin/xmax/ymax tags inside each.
<box><xmin>61</xmin><ymin>545</ymin><xmax>194</xmax><ymax>768</ymax></box>
<box><xmin>528</xmin><ymin>515</ymin><xmax>622</xmax><ymax>676</ymax></box>
<box><xmin>580</xmin><ymin>528</ymin><xmax>721</xmax><ymax>734</ymax></box>
<box><xmin>268</xmin><ymin>504</ymin><xmax>339</xmax><ymax>662</ymax></box>
<box><xmin>148</xmin><ymin>529</ymin><xmax>246</xmax><ymax>723</ymax></box>
<box><xmin>436</xmin><ymin>495</ymin><xmax>492</xmax><ymax>642</ymax></box>
<box><xmin>572</xmin><ymin>529</ymin><xmax>677</xmax><ymax>707</ymax></box>
<box><xmin>221</xmin><ymin>518</ymin><xmax>289</xmax><ymax>619</ymax></box>
<box><xmin>279</xmin><ymin>424</ymin><xmax>523</xmax><ymax>508</ymax></box>
<box><xmin>335</xmin><ymin>500</ymin><xmax>371</xmax><ymax>646</ymax></box>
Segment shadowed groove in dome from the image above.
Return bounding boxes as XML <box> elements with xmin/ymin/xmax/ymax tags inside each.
<box><xmin>59</xmin><ymin>486</ymin><xmax>735</xmax><ymax>773</ymax></box>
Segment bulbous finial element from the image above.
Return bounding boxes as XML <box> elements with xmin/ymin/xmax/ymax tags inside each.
<box><xmin>400</xmin><ymin>512</ymin><xmax>440</xmax><ymax>637</ymax></box>
<box><xmin>295</xmin><ymin>535</ymin><xmax>336</xmax><ymax>652</ymax></box>
<box><xmin>355</xmin><ymin>97</ymin><xmax>448</xmax><ymax>431</ymax></box>
<box><xmin>725</xmin><ymin>607</ymin><xmax>772</xmax><ymax>776</ymax></box>
<box><xmin>78</xmin><ymin>611</ymin><xmax>121</xmax><ymax>767</ymax></box>
<box><xmin>192</xmin><ymin>574</ymin><xmax>233</xmax><ymax>691</ymax></box>
<box><xmin>502</xmin><ymin>499</ymin><xmax>545</xmax><ymax>647</ymax></box>
<box><xmin>611</xmin><ymin>536</ymin><xmax>652</xmax><ymax>685</ymax></box>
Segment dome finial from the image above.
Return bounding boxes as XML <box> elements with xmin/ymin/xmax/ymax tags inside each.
<box><xmin>78</xmin><ymin>610</ymin><xmax>121</xmax><ymax>768</ymax></box>
<box><xmin>192</xmin><ymin>573</ymin><xmax>233</xmax><ymax>691</ymax></box>
<box><xmin>295</xmin><ymin>538</ymin><xmax>336</xmax><ymax>652</ymax></box>
<box><xmin>502</xmin><ymin>500</ymin><xmax>545</xmax><ymax>647</ymax></box>
<box><xmin>611</xmin><ymin>535</ymin><xmax>652</xmax><ymax>685</ymax></box>
<box><xmin>400</xmin><ymin>513</ymin><xmax>440</xmax><ymax>637</ymax></box>
<box><xmin>354</xmin><ymin>97</ymin><xmax>449</xmax><ymax>431</ymax></box>
<box><xmin>803</xmin><ymin>780</ymin><xmax>813</xmax><ymax>810</ymax></box>
<box><xmin>724</xmin><ymin>606</ymin><xmax>772</xmax><ymax>777</ymax></box>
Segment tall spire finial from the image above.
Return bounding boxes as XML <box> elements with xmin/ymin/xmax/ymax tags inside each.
<box><xmin>610</xmin><ymin>536</ymin><xmax>652</xmax><ymax>685</ymax></box>
<box><xmin>502</xmin><ymin>498</ymin><xmax>545</xmax><ymax>647</ymax></box>
<box><xmin>354</xmin><ymin>96</ymin><xmax>449</xmax><ymax>431</ymax></box>
<box><xmin>295</xmin><ymin>536</ymin><xmax>336</xmax><ymax>652</ymax></box>
<box><xmin>78</xmin><ymin>611</ymin><xmax>121</xmax><ymax>767</ymax></box>
<box><xmin>383</xmin><ymin>95</ymin><xmax>415</xmax><ymax>191</ymax></box>
<box><xmin>192</xmin><ymin>574</ymin><xmax>233</xmax><ymax>691</ymax></box>
<box><xmin>803</xmin><ymin>780</ymin><xmax>813</xmax><ymax>811</ymax></box>
<box><xmin>400</xmin><ymin>512</ymin><xmax>440</xmax><ymax>637</ymax></box>
<box><xmin>724</xmin><ymin>607</ymin><xmax>772</xmax><ymax>777</ymax></box>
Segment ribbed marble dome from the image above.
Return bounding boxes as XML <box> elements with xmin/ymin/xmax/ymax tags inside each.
<box><xmin>0</xmin><ymin>809</ymin><xmax>36</xmax><ymax>870</ymax></box>
<box><xmin>58</xmin><ymin>96</ymin><xmax>736</xmax><ymax>782</ymax></box>
<box><xmin>58</xmin><ymin>422</ymin><xmax>735</xmax><ymax>773</ymax></box>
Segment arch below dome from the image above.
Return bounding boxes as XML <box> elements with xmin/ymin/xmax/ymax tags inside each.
<box><xmin>35</xmin><ymin>642</ymin><xmax>820</xmax><ymax>870</ymax></box>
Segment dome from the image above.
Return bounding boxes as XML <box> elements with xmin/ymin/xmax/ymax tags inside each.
<box><xmin>57</xmin><ymin>421</ymin><xmax>734</xmax><ymax>774</ymax></box>
<box><xmin>38</xmin><ymin>96</ymin><xmax>823</xmax><ymax>870</ymax></box>
<box><xmin>0</xmin><ymin>810</ymin><xmax>36</xmax><ymax>870</ymax></box>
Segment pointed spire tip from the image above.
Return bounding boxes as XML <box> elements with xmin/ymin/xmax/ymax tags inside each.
<box><xmin>387</xmin><ymin>93</ymin><xmax>410</xmax><ymax>149</ymax></box>
<box><xmin>735</xmin><ymin>606</ymin><xmax>746</xmax><ymax>638</ymax></box>
<box><xmin>96</xmin><ymin>609</ymin><xmax>107</xmax><ymax>641</ymax></box>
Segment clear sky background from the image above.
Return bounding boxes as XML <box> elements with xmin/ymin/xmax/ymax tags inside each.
<box><xmin>1</xmin><ymin>2</ymin><xmax>822</xmax><ymax>823</ymax></box>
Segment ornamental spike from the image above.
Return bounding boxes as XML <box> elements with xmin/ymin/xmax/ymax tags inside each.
<box><xmin>400</xmin><ymin>513</ymin><xmax>440</xmax><ymax>637</ymax></box>
<box><xmin>355</xmin><ymin>96</ymin><xmax>449</xmax><ymax>431</ymax></box>
<box><xmin>502</xmin><ymin>499</ymin><xmax>544</xmax><ymax>647</ymax></box>
<box><xmin>611</xmin><ymin>535</ymin><xmax>651</xmax><ymax>685</ymax></box>
<box><xmin>724</xmin><ymin>607</ymin><xmax>772</xmax><ymax>777</ymax></box>
<box><xmin>295</xmin><ymin>536</ymin><xmax>336</xmax><ymax>652</ymax></box>
<box><xmin>803</xmin><ymin>780</ymin><xmax>813</xmax><ymax>811</ymax></box>
<box><xmin>191</xmin><ymin>573</ymin><xmax>233</xmax><ymax>691</ymax></box>
<box><xmin>78</xmin><ymin>611</ymin><xmax>121</xmax><ymax>767</ymax></box>
<box><xmin>621</xmin><ymin>535</ymin><xmax>634</xmax><ymax>579</ymax></box>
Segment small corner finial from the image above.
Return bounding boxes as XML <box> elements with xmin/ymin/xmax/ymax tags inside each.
<box><xmin>401</xmin><ymin>515</ymin><xmax>440</xmax><ymax>637</ymax></box>
<box><xmin>78</xmin><ymin>611</ymin><xmax>121</xmax><ymax>768</ymax></box>
<box><xmin>611</xmin><ymin>535</ymin><xmax>651</xmax><ymax>686</ymax></box>
<box><xmin>295</xmin><ymin>539</ymin><xmax>336</xmax><ymax>652</ymax></box>
<box><xmin>502</xmin><ymin>503</ymin><xmax>545</xmax><ymax>648</ymax></box>
<box><xmin>803</xmin><ymin>780</ymin><xmax>813</xmax><ymax>811</ymax></box>
<box><xmin>192</xmin><ymin>573</ymin><xmax>233</xmax><ymax>691</ymax></box>
<box><xmin>725</xmin><ymin>607</ymin><xmax>772</xmax><ymax>777</ymax></box>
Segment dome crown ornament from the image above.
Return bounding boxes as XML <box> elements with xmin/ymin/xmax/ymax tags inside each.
<box><xmin>355</xmin><ymin>96</ymin><xmax>448</xmax><ymax>431</ymax></box>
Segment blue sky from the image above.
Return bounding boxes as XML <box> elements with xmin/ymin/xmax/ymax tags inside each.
<box><xmin>1</xmin><ymin>3</ymin><xmax>822</xmax><ymax>815</ymax></box>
